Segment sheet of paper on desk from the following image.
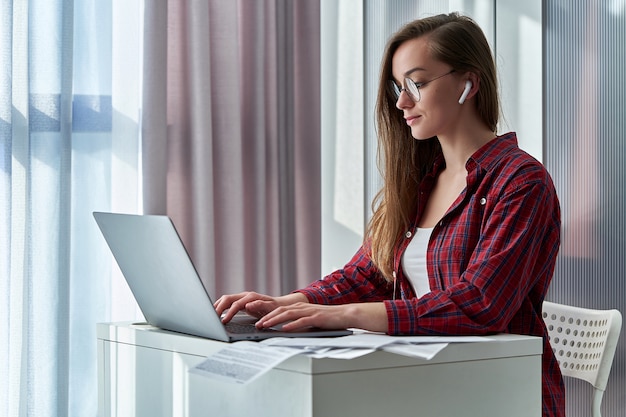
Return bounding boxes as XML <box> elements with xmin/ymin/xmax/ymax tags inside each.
<box><xmin>305</xmin><ymin>347</ymin><xmax>377</xmax><ymax>359</ymax></box>
<box><xmin>189</xmin><ymin>341</ymin><xmax>302</xmax><ymax>384</ymax></box>
<box><xmin>190</xmin><ymin>333</ymin><xmax>497</xmax><ymax>384</ymax></box>
<box><xmin>260</xmin><ymin>332</ymin><xmax>397</xmax><ymax>349</ymax></box>
<box><xmin>381</xmin><ymin>343</ymin><xmax>448</xmax><ymax>360</ymax></box>
<box><xmin>260</xmin><ymin>332</ymin><xmax>493</xmax><ymax>349</ymax></box>
<box><xmin>260</xmin><ymin>332</ymin><xmax>494</xmax><ymax>360</ymax></box>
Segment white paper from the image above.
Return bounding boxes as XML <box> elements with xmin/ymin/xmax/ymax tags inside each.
<box><xmin>260</xmin><ymin>332</ymin><xmax>492</xmax><ymax>350</ymax></box>
<box><xmin>191</xmin><ymin>333</ymin><xmax>498</xmax><ymax>384</ymax></box>
<box><xmin>306</xmin><ymin>347</ymin><xmax>376</xmax><ymax>359</ymax></box>
<box><xmin>381</xmin><ymin>343</ymin><xmax>448</xmax><ymax>360</ymax></box>
<box><xmin>381</xmin><ymin>335</ymin><xmax>494</xmax><ymax>344</ymax></box>
<box><xmin>189</xmin><ymin>341</ymin><xmax>302</xmax><ymax>384</ymax></box>
<box><xmin>260</xmin><ymin>333</ymin><xmax>394</xmax><ymax>349</ymax></box>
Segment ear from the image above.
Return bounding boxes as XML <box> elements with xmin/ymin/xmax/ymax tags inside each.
<box><xmin>458</xmin><ymin>80</ymin><xmax>472</xmax><ymax>104</ymax></box>
<box><xmin>458</xmin><ymin>73</ymin><xmax>479</xmax><ymax>104</ymax></box>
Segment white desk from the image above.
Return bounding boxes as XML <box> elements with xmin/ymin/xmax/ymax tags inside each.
<box><xmin>97</xmin><ymin>322</ymin><xmax>542</xmax><ymax>417</ymax></box>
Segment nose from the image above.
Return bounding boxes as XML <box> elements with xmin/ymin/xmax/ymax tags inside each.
<box><xmin>395</xmin><ymin>89</ymin><xmax>414</xmax><ymax>110</ymax></box>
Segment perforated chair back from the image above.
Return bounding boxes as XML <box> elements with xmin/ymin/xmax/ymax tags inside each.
<box><xmin>542</xmin><ymin>301</ymin><xmax>622</xmax><ymax>417</ymax></box>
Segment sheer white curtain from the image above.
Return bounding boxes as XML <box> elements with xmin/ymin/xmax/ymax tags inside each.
<box><xmin>1</xmin><ymin>0</ymin><xmax>142</xmax><ymax>415</ymax></box>
<box><xmin>2</xmin><ymin>0</ymin><xmax>321</xmax><ymax>415</ymax></box>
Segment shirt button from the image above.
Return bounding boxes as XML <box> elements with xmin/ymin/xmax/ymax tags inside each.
<box><xmin>480</xmin><ymin>197</ymin><xmax>487</xmax><ymax>205</ymax></box>
<box><xmin>405</xmin><ymin>231</ymin><xmax>412</xmax><ymax>238</ymax></box>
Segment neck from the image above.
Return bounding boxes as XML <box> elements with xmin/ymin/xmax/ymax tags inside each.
<box><xmin>437</xmin><ymin>123</ymin><xmax>495</xmax><ymax>171</ymax></box>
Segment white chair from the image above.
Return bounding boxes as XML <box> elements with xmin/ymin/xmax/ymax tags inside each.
<box><xmin>542</xmin><ymin>301</ymin><xmax>622</xmax><ymax>417</ymax></box>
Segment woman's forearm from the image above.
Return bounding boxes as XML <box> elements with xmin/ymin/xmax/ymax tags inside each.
<box><xmin>345</xmin><ymin>302</ymin><xmax>389</xmax><ymax>333</ymax></box>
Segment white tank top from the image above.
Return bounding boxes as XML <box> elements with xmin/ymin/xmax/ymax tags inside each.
<box><xmin>401</xmin><ymin>227</ymin><xmax>434</xmax><ymax>298</ymax></box>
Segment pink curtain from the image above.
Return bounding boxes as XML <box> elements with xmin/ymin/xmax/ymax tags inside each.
<box><xmin>142</xmin><ymin>0</ymin><xmax>321</xmax><ymax>297</ymax></box>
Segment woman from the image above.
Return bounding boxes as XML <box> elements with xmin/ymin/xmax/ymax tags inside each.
<box><xmin>215</xmin><ymin>13</ymin><xmax>565</xmax><ymax>417</ymax></box>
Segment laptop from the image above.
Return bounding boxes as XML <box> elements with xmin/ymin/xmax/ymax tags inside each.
<box><xmin>93</xmin><ymin>212</ymin><xmax>352</xmax><ymax>342</ymax></box>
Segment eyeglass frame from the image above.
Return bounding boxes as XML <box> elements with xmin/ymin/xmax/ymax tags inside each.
<box><xmin>389</xmin><ymin>69</ymin><xmax>456</xmax><ymax>102</ymax></box>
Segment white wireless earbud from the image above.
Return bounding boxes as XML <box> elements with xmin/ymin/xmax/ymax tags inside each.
<box><xmin>458</xmin><ymin>80</ymin><xmax>472</xmax><ymax>104</ymax></box>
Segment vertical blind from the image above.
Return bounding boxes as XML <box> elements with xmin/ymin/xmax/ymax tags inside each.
<box><xmin>544</xmin><ymin>1</ymin><xmax>626</xmax><ymax>416</ymax></box>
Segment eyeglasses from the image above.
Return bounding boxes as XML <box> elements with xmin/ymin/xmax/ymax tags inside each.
<box><xmin>389</xmin><ymin>69</ymin><xmax>455</xmax><ymax>102</ymax></box>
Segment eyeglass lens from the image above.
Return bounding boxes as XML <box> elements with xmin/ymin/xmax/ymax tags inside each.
<box><xmin>389</xmin><ymin>79</ymin><xmax>421</xmax><ymax>102</ymax></box>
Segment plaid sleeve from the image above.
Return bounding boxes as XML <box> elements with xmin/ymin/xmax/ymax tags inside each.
<box><xmin>295</xmin><ymin>243</ymin><xmax>393</xmax><ymax>305</ymax></box>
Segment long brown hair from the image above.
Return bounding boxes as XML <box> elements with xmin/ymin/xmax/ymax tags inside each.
<box><xmin>367</xmin><ymin>13</ymin><xmax>499</xmax><ymax>281</ymax></box>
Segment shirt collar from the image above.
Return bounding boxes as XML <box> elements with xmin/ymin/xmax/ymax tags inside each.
<box><xmin>466</xmin><ymin>132</ymin><xmax>518</xmax><ymax>173</ymax></box>
<box><xmin>428</xmin><ymin>132</ymin><xmax>519</xmax><ymax>177</ymax></box>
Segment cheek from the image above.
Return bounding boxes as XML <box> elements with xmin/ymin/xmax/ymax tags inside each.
<box><xmin>421</xmin><ymin>96</ymin><xmax>456</xmax><ymax>123</ymax></box>
<box><xmin>409</xmin><ymin>109</ymin><xmax>449</xmax><ymax>139</ymax></box>
<box><xmin>424</xmin><ymin>84</ymin><xmax>457</xmax><ymax>107</ymax></box>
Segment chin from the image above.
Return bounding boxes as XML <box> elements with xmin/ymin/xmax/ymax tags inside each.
<box><xmin>411</xmin><ymin>133</ymin><xmax>438</xmax><ymax>142</ymax></box>
<box><xmin>411</xmin><ymin>131</ymin><xmax>434</xmax><ymax>140</ymax></box>
<box><xmin>411</xmin><ymin>125</ymin><xmax>438</xmax><ymax>141</ymax></box>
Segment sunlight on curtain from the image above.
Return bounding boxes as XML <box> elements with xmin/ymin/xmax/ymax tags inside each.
<box><xmin>320</xmin><ymin>0</ymin><xmax>365</xmax><ymax>275</ymax></box>
<box><xmin>0</xmin><ymin>0</ymin><xmax>143</xmax><ymax>415</ymax></box>
<box><xmin>494</xmin><ymin>0</ymin><xmax>542</xmax><ymax>160</ymax></box>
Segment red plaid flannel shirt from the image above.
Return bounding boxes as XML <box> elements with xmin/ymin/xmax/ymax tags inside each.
<box><xmin>296</xmin><ymin>133</ymin><xmax>565</xmax><ymax>417</ymax></box>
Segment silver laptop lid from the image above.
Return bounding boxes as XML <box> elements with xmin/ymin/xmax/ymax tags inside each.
<box><xmin>93</xmin><ymin>212</ymin><xmax>231</xmax><ymax>341</ymax></box>
<box><xmin>93</xmin><ymin>212</ymin><xmax>352</xmax><ymax>342</ymax></box>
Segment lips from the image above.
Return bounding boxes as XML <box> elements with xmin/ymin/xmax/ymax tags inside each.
<box><xmin>405</xmin><ymin>115</ymin><xmax>420</xmax><ymax>125</ymax></box>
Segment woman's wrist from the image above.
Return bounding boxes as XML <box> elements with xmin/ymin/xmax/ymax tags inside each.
<box><xmin>277</xmin><ymin>292</ymin><xmax>309</xmax><ymax>306</ymax></box>
<box><xmin>347</xmin><ymin>302</ymin><xmax>389</xmax><ymax>333</ymax></box>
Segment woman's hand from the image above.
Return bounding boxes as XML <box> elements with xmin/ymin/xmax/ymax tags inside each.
<box><xmin>255</xmin><ymin>302</ymin><xmax>389</xmax><ymax>333</ymax></box>
<box><xmin>214</xmin><ymin>292</ymin><xmax>308</xmax><ymax>324</ymax></box>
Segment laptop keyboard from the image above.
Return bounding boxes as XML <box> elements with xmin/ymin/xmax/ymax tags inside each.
<box><xmin>225</xmin><ymin>321</ymin><xmax>275</xmax><ymax>334</ymax></box>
